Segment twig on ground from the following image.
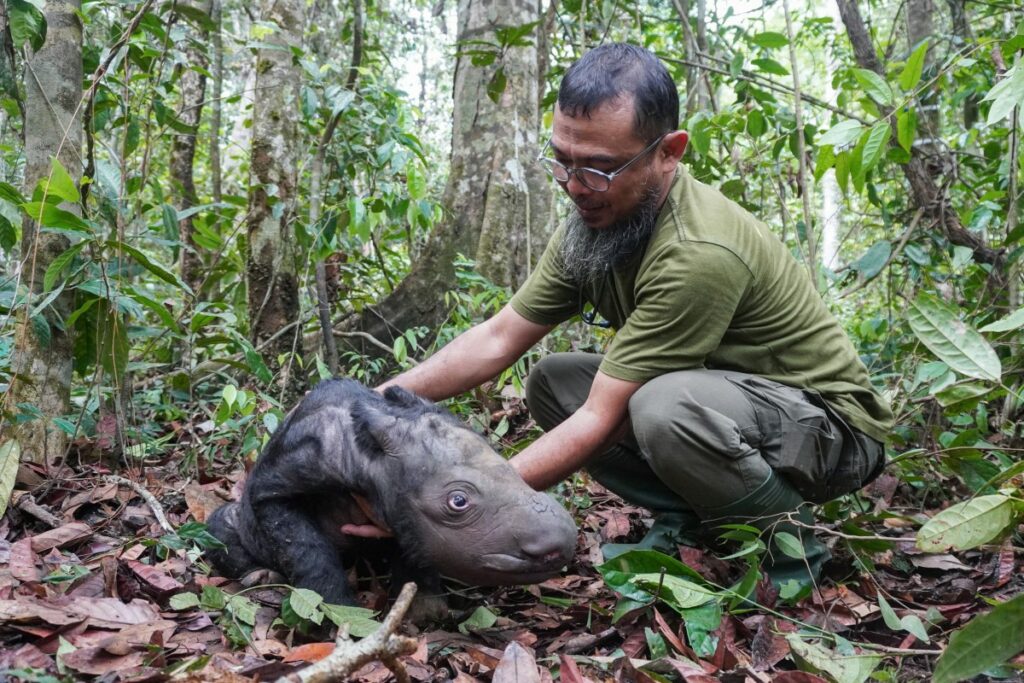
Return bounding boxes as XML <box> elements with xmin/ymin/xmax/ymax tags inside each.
<box><xmin>279</xmin><ymin>582</ymin><xmax>420</xmax><ymax>683</ymax></box>
<box><xmin>13</xmin><ymin>493</ymin><xmax>62</xmax><ymax>528</ymax></box>
<box><xmin>104</xmin><ymin>475</ymin><xmax>174</xmax><ymax>534</ymax></box>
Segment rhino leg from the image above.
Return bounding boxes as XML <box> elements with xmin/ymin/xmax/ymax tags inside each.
<box><xmin>390</xmin><ymin>550</ymin><xmax>448</xmax><ymax>623</ymax></box>
<box><xmin>206</xmin><ymin>502</ymin><xmax>261</xmax><ymax>578</ymax></box>
<box><xmin>252</xmin><ymin>499</ymin><xmax>356</xmax><ymax>605</ymax></box>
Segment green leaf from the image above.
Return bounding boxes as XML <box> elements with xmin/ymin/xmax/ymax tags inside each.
<box><xmin>287</xmin><ymin>588</ymin><xmax>323</xmax><ymax>620</ymax></box>
<box><xmin>934</xmin><ymin>593</ymin><xmax>1024</xmax><ymax>683</ymax></box>
<box><xmin>486</xmin><ymin>67</ymin><xmax>507</xmax><ymax>104</ymax></box>
<box><xmin>859</xmin><ymin>122</ymin><xmax>891</xmax><ymax>177</ymax></box>
<box><xmin>107</xmin><ymin>240</ymin><xmax>193</xmax><ymax>295</ymax></box>
<box><xmin>22</xmin><ymin>202</ymin><xmax>93</xmax><ymax>234</ymax></box>
<box><xmin>8</xmin><ymin>0</ymin><xmax>47</xmax><ymax>52</ymax></box>
<box><xmin>979</xmin><ymin>307</ymin><xmax>1024</xmax><ymax>333</ymax></box>
<box><xmin>897</xmin><ymin>109</ymin><xmax>917</xmax><ymax>152</ymax></box>
<box><xmin>0</xmin><ymin>440</ymin><xmax>20</xmax><ymax>519</ymax></box>
<box><xmin>227</xmin><ymin>595</ymin><xmax>259</xmax><ymax>626</ymax></box>
<box><xmin>772</xmin><ymin>531</ymin><xmax>805</xmax><ymax>559</ymax></box>
<box><xmin>877</xmin><ymin>594</ymin><xmax>903</xmax><ymax>631</ymax></box>
<box><xmin>934</xmin><ymin>381</ymin><xmax>993</xmax><ymax>407</ymax></box>
<box><xmin>982</xmin><ymin>62</ymin><xmax>1024</xmax><ymax>126</ymax></box>
<box><xmin>200</xmin><ymin>584</ymin><xmax>227</xmax><ymax>610</ymax></box>
<box><xmin>0</xmin><ymin>181</ymin><xmax>25</xmax><ymax>205</ymax></box>
<box><xmin>752</xmin><ymin>57</ymin><xmax>788</xmax><ymax>76</ymax></box>
<box><xmin>900</xmin><ymin>40</ymin><xmax>929</xmax><ymax>91</ymax></box>
<box><xmin>916</xmin><ymin>494</ymin><xmax>1015</xmax><ymax>551</ymax></box>
<box><xmin>907</xmin><ymin>293</ymin><xmax>1001</xmax><ymax>381</ymax></box>
<box><xmin>169</xmin><ymin>592</ymin><xmax>201</xmax><ymax>610</ymax></box>
<box><xmin>44</xmin><ymin>242</ymin><xmax>87</xmax><ymax>293</ymax></box>
<box><xmin>0</xmin><ymin>214</ymin><xmax>17</xmax><ymax>252</ymax></box>
<box><xmin>230</xmin><ymin>332</ymin><xmax>273</xmax><ymax>383</ymax></box>
<box><xmin>787</xmin><ymin>636</ymin><xmax>882</xmax><ymax>683</ymax></box>
<box><xmin>852</xmin><ymin>240</ymin><xmax>891</xmax><ymax>279</ymax></box>
<box><xmin>46</xmin><ymin>157</ymin><xmax>79</xmax><ymax>205</ymax></box>
<box><xmin>853</xmin><ymin>68</ymin><xmax>894</xmax><ymax>106</ymax></box>
<box><xmin>629</xmin><ymin>573</ymin><xmax>716</xmax><ymax>610</ymax></box>
<box><xmin>818</xmin><ymin>120</ymin><xmax>863</xmax><ymax>149</ymax></box>
<box><xmin>747</xmin><ymin>109</ymin><xmax>766</xmax><ymax>138</ymax></box>
<box><xmin>750</xmin><ymin>31</ymin><xmax>788</xmax><ymax>49</ymax></box>
<box><xmin>125</xmin><ymin>285</ymin><xmax>181</xmax><ymax>334</ymax></box>
<box><xmin>458</xmin><ymin>605</ymin><xmax>498</xmax><ymax>634</ymax></box>
<box><xmin>320</xmin><ymin>603</ymin><xmax>381</xmax><ymax>638</ymax></box>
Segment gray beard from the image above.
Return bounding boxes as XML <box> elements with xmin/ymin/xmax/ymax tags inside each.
<box><xmin>559</xmin><ymin>185</ymin><xmax>661</xmax><ymax>285</ymax></box>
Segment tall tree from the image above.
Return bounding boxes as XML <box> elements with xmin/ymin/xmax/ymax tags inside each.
<box><xmin>171</xmin><ymin>0</ymin><xmax>212</xmax><ymax>295</ymax></box>
<box><xmin>247</xmin><ymin>0</ymin><xmax>305</xmax><ymax>401</ymax></box>
<box><xmin>5</xmin><ymin>0</ymin><xmax>83</xmax><ymax>464</ymax></box>
<box><xmin>339</xmin><ymin>0</ymin><xmax>551</xmax><ymax>358</ymax></box>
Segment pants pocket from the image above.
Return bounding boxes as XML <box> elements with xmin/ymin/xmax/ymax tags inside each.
<box><xmin>725</xmin><ymin>375</ymin><xmax>841</xmax><ymax>501</ymax></box>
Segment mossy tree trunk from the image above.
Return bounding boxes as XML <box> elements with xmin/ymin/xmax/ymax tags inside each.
<box><xmin>246</xmin><ymin>0</ymin><xmax>305</xmax><ymax>402</ymax></box>
<box><xmin>6</xmin><ymin>0</ymin><xmax>82</xmax><ymax>464</ymax></box>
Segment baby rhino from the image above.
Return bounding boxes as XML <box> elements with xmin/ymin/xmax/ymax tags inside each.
<box><xmin>206</xmin><ymin>379</ymin><xmax>577</xmax><ymax>608</ymax></box>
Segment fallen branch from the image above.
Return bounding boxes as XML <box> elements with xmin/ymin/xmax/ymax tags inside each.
<box><xmin>279</xmin><ymin>582</ymin><xmax>420</xmax><ymax>683</ymax></box>
<box><xmin>13</xmin><ymin>493</ymin><xmax>62</xmax><ymax>528</ymax></box>
<box><xmin>104</xmin><ymin>475</ymin><xmax>174</xmax><ymax>534</ymax></box>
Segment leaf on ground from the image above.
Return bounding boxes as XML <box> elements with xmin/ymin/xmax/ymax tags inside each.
<box><xmin>29</xmin><ymin>522</ymin><xmax>92</xmax><ymax>553</ymax></box>
<box><xmin>0</xmin><ymin>440</ymin><xmax>19</xmax><ymax>519</ymax></box>
<box><xmin>559</xmin><ymin>653</ymin><xmax>595</xmax><ymax>683</ymax></box>
<box><xmin>492</xmin><ymin>641</ymin><xmax>541</xmax><ymax>683</ymax></box>
<box><xmin>125</xmin><ymin>559</ymin><xmax>184</xmax><ymax>593</ymax></box>
<box><xmin>933</xmin><ymin>593</ymin><xmax>1024</xmax><ymax>683</ymax></box>
<box><xmin>282</xmin><ymin>641</ymin><xmax>335</xmax><ymax>663</ymax></box>
<box><xmin>786</xmin><ymin>636</ymin><xmax>882</xmax><ymax>683</ymax></box>
<box><xmin>916</xmin><ymin>494</ymin><xmax>1015</xmax><ymax>551</ymax></box>
<box><xmin>9</xmin><ymin>537</ymin><xmax>40</xmax><ymax>583</ymax></box>
<box><xmin>60</xmin><ymin>647</ymin><xmax>146</xmax><ymax>676</ymax></box>
<box><xmin>907</xmin><ymin>294</ymin><xmax>1001</xmax><ymax>381</ymax></box>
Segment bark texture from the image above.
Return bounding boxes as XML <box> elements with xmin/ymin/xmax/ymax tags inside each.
<box><xmin>340</xmin><ymin>0</ymin><xmax>551</xmax><ymax>359</ymax></box>
<box><xmin>171</xmin><ymin>0</ymin><xmax>211</xmax><ymax>295</ymax></box>
<box><xmin>7</xmin><ymin>0</ymin><xmax>83</xmax><ymax>464</ymax></box>
<box><xmin>246</xmin><ymin>0</ymin><xmax>304</xmax><ymax>401</ymax></box>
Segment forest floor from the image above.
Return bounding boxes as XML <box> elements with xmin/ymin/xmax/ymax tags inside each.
<box><xmin>1</xmin><ymin>407</ymin><xmax>1022</xmax><ymax>683</ymax></box>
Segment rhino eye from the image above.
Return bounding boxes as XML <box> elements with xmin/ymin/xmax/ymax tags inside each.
<box><xmin>447</xmin><ymin>492</ymin><xmax>470</xmax><ymax>512</ymax></box>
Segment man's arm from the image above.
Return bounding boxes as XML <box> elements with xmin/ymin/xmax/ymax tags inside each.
<box><xmin>379</xmin><ymin>304</ymin><xmax>553</xmax><ymax>401</ymax></box>
<box><xmin>510</xmin><ymin>370</ymin><xmax>641</xmax><ymax>490</ymax></box>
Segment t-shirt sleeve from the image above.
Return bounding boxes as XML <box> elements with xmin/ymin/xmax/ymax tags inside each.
<box><xmin>599</xmin><ymin>241</ymin><xmax>753</xmax><ymax>382</ymax></box>
<box><xmin>509</xmin><ymin>225</ymin><xmax>579</xmax><ymax>326</ymax></box>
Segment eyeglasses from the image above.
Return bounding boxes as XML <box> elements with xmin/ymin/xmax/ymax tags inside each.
<box><xmin>578</xmin><ymin>275</ymin><xmax>612</xmax><ymax>328</ymax></box>
<box><xmin>538</xmin><ymin>135</ymin><xmax>666</xmax><ymax>192</ymax></box>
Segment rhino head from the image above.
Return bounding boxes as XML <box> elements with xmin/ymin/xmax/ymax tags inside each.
<box><xmin>353</xmin><ymin>387</ymin><xmax>577</xmax><ymax>586</ymax></box>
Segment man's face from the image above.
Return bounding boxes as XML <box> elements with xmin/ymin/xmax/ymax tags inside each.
<box><xmin>549</xmin><ymin>98</ymin><xmax>662</xmax><ymax>230</ymax></box>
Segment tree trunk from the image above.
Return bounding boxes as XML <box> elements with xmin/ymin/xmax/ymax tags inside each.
<box><xmin>247</xmin><ymin>0</ymin><xmax>305</xmax><ymax>402</ymax></box>
<box><xmin>835</xmin><ymin>0</ymin><xmax>1003</xmax><ymax>270</ymax></box>
<box><xmin>906</xmin><ymin>0</ymin><xmax>941</xmax><ymax>172</ymax></box>
<box><xmin>6</xmin><ymin>0</ymin><xmax>83</xmax><ymax>464</ymax></box>
<box><xmin>945</xmin><ymin>0</ymin><xmax>978</xmax><ymax>128</ymax></box>
<box><xmin>339</xmin><ymin>0</ymin><xmax>551</xmax><ymax>360</ymax></box>
<box><xmin>171</xmin><ymin>0</ymin><xmax>211</xmax><ymax>295</ymax></box>
<box><xmin>210</xmin><ymin>0</ymin><xmax>223</xmax><ymax>204</ymax></box>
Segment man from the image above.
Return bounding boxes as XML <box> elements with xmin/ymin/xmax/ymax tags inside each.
<box><xmin>361</xmin><ymin>43</ymin><xmax>893</xmax><ymax>586</ymax></box>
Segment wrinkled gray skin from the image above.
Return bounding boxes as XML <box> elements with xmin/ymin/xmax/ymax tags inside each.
<box><xmin>206</xmin><ymin>380</ymin><xmax>577</xmax><ymax>607</ymax></box>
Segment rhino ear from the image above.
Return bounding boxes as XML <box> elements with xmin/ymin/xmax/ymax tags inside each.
<box><xmin>382</xmin><ymin>385</ymin><xmax>431</xmax><ymax>410</ymax></box>
<box><xmin>352</xmin><ymin>404</ymin><xmax>401</xmax><ymax>457</ymax></box>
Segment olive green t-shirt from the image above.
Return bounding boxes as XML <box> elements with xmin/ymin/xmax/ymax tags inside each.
<box><xmin>510</xmin><ymin>167</ymin><xmax>893</xmax><ymax>442</ymax></box>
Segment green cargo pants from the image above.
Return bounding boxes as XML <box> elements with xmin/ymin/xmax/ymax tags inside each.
<box><xmin>525</xmin><ymin>353</ymin><xmax>885</xmax><ymax>577</ymax></box>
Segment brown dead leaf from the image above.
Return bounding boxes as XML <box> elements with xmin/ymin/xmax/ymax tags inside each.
<box><xmin>28</xmin><ymin>522</ymin><xmax>92</xmax><ymax>553</ymax></box>
<box><xmin>9</xmin><ymin>537</ymin><xmax>40</xmax><ymax>583</ymax></box>
<box><xmin>62</xmin><ymin>483</ymin><xmax>118</xmax><ymax>515</ymax></box>
<box><xmin>660</xmin><ymin>658</ymin><xmax>718</xmax><ymax>683</ymax></box>
<box><xmin>492</xmin><ymin>641</ymin><xmax>541</xmax><ymax>683</ymax></box>
<box><xmin>125</xmin><ymin>559</ymin><xmax>184</xmax><ymax>593</ymax></box>
<box><xmin>652</xmin><ymin>608</ymin><xmax>687</xmax><ymax>656</ymax></box>
<box><xmin>250</xmin><ymin>639</ymin><xmax>289</xmax><ymax>658</ymax></box>
<box><xmin>466</xmin><ymin>644</ymin><xmax>504</xmax><ymax>670</ymax></box>
<box><xmin>558</xmin><ymin>654</ymin><xmax>594</xmax><ymax>683</ymax></box>
<box><xmin>990</xmin><ymin>540</ymin><xmax>1015</xmax><ymax>588</ymax></box>
<box><xmin>750</xmin><ymin>617</ymin><xmax>789</xmax><ymax>671</ymax></box>
<box><xmin>283</xmin><ymin>641</ymin><xmax>335</xmax><ymax>663</ymax></box>
<box><xmin>600</xmin><ymin>510</ymin><xmax>632</xmax><ymax>541</ymax></box>
<box><xmin>0</xmin><ymin>599</ymin><xmax>81</xmax><ymax>626</ymax></box>
<box><xmin>60</xmin><ymin>646</ymin><xmax>146</xmax><ymax>675</ymax></box>
<box><xmin>184</xmin><ymin>481</ymin><xmax>229</xmax><ymax>523</ymax></box>
<box><xmin>0</xmin><ymin>643</ymin><xmax>53</xmax><ymax>671</ymax></box>
<box><xmin>911</xmin><ymin>554</ymin><xmax>970</xmax><ymax>571</ymax></box>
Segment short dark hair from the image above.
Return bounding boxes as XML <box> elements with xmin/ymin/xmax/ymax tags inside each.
<box><xmin>557</xmin><ymin>43</ymin><xmax>679</xmax><ymax>142</ymax></box>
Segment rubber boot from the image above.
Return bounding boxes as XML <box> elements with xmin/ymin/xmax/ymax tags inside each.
<box><xmin>601</xmin><ymin>510</ymin><xmax>702</xmax><ymax>561</ymax></box>
<box><xmin>699</xmin><ymin>472</ymin><xmax>830</xmax><ymax>587</ymax></box>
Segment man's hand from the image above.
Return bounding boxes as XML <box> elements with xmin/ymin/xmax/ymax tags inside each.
<box><xmin>340</xmin><ymin>523</ymin><xmax>394</xmax><ymax>539</ymax></box>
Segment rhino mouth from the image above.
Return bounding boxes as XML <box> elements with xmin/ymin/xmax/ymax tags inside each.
<box><xmin>477</xmin><ymin>553</ymin><xmax>568</xmax><ymax>580</ymax></box>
